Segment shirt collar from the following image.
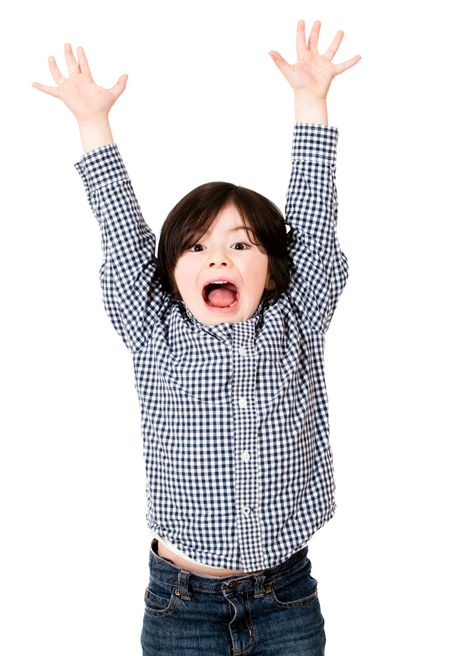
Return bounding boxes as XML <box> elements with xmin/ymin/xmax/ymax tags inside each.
<box><xmin>180</xmin><ymin>297</ymin><xmax>267</xmax><ymax>337</ymax></box>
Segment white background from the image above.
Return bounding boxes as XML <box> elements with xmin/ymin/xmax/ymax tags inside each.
<box><xmin>1</xmin><ymin>0</ymin><xmax>449</xmax><ymax>653</ymax></box>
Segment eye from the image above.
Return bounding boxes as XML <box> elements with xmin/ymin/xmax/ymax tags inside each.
<box><xmin>187</xmin><ymin>242</ymin><xmax>250</xmax><ymax>252</ymax></box>
<box><xmin>187</xmin><ymin>243</ymin><xmax>204</xmax><ymax>252</ymax></box>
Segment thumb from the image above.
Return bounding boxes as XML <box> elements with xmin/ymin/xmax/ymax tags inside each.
<box><xmin>268</xmin><ymin>51</ymin><xmax>290</xmax><ymax>77</ymax></box>
<box><xmin>110</xmin><ymin>74</ymin><xmax>128</xmax><ymax>101</ymax></box>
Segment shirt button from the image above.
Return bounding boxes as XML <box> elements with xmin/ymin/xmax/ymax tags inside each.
<box><xmin>238</xmin><ymin>397</ymin><xmax>247</xmax><ymax>408</ymax></box>
<box><xmin>239</xmin><ymin>346</ymin><xmax>247</xmax><ymax>356</ymax></box>
<box><xmin>241</xmin><ymin>451</ymin><xmax>250</xmax><ymax>462</ymax></box>
<box><xmin>242</xmin><ymin>505</ymin><xmax>251</xmax><ymax>516</ymax></box>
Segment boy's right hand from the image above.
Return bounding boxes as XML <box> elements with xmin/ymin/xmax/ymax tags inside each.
<box><xmin>31</xmin><ymin>44</ymin><xmax>128</xmax><ymax>124</ymax></box>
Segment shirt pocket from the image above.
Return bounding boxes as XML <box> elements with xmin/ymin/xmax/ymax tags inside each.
<box><xmin>158</xmin><ymin>350</ymin><xmax>232</xmax><ymax>405</ymax></box>
<box><xmin>255</xmin><ymin>330</ymin><xmax>310</xmax><ymax>405</ymax></box>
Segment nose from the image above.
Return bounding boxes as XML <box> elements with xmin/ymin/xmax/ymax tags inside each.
<box><xmin>207</xmin><ymin>246</ymin><xmax>233</xmax><ymax>267</ymax></box>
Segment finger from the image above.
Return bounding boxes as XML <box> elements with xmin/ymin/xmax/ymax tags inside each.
<box><xmin>308</xmin><ymin>20</ymin><xmax>321</xmax><ymax>53</ymax></box>
<box><xmin>334</xmin><ymin>54</ymin><xmax>362</xmax><ymax>75</ymax></box>
<box><xmin>76</xmin><ymin>46</ymin><xmax>93</xmax><ymax>77</ymax></box>
<box><xmin>323</xmin><ymin>30</ymin><xmax>344</xmax><ymax>61</ymax></box>
<box><xmin>31</xmin><ymin>81</ymin><xmax>61</xmax><ymax>98</ymax></box>
<box><xmin>48</xmin><ymin>56</ymin><xmax>66</xmax><ymax>85</ymax></box>
<box><xmin>64</xmin><ymin>43</ymin><xmax>80</xmax><ymax>76</ymax></box>
<box><xmin>110</xmin><ymin>74</ymin><xmax>128</xmax><ymax>101</ymax></box>
<box><xmin>268</xmin><ymin>51</ymin><xmax>292</xmax><ymax>81</ymax></box>
<box><xmin>296</xmin><ymin>20</ymin><xmax>307</xmax><ymax>59</ymax></box>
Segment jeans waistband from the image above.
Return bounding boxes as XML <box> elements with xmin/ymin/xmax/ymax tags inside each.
<box><xmin>148</xmin><ymin>538</ymin><xmax>309</xmax><ymax>596</ymax></box>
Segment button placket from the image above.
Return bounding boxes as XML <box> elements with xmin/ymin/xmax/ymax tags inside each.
<box><xmin>232</xmin><ymin>322</ymin><xmax>265</xmax><ymax>570</ymax></box>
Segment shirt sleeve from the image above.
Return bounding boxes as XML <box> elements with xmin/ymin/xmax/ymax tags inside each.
<box><xmin>74</xmin><ymin>143</ymin><xmax>171</xmax><ymax>353</ymax></box>
<box><xmin>285</xmin><ymin>123</ymin><xmax>349</xmax><ymax>333</ymax></box>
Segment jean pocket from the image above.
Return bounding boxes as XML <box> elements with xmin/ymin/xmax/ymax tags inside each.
<box><xmin>268</xmin><ymin>559</ymin><xmax>319</xmax><ymax>609</ymax></box>
<box><xmin>143</xmin><ymin>577</ymin><xmax>178</xmax><ymax>617</ymax></box>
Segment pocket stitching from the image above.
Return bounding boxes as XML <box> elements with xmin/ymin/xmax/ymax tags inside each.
<box><xmin>270</xmin><ymin>586</ymin><xmax>319</xmax><ymax>608</ymax></box>
<box><xmin>143</xmin><ymin>585</ymin><xmax>177</xmax><ymax>617</ymax></box>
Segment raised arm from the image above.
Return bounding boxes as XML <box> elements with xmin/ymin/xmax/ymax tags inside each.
<box><xmin>269</xmin><ymin>19</ymin><xmax>361</xmax><ymax>331</ymax></box>
<box><xmin>284</xmin><ymin>122</ymin><xmax>348</xmax><ymax>332</ymax></box>
<box><xmin>32</xmin><ymin>44</ymin><xmax>170</xmax><ymax>352</ymax></box>
<box><xmin>73</xmin><ymin>140</ymin><xmax>170</xmax><ymax>353</ymax></box>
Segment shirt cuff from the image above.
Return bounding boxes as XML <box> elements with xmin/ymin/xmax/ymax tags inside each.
<box><xmin>73</xmin><ymin>142</ymin><xmax>129</xmax><ymax>191</ymax></box>
<box><xmin>292</xmin><ymin>123</ymin><xmax>338</xmax><ymax>165</ymax></box>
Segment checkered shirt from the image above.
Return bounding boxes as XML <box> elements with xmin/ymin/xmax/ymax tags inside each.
<box><xmin>74</xmin><ymin>122</ymin><xmax>349</xmax><ymax>571</ymax></box>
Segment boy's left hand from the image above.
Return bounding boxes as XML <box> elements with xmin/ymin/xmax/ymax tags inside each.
<box><xmin>269</xmin><ymin>20</ymin><xmax>361</xmax><ymax>101</ymax></box>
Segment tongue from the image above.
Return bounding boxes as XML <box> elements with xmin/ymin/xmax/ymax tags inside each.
<box><xmin>207</xmin><ymin>287</ymin><xmax>237</xmax><ymax>308</ymax></box>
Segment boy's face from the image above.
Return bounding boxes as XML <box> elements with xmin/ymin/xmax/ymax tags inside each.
<box><xmin>173</xmin><ymin>203</ymin><xmax>273</xmax><ymax>326</ymax></box>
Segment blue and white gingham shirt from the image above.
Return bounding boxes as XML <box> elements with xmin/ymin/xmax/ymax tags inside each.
<box><xmin>74</xmin><ymin>123</ymin><xmax>348</xmax><ymax>572</ymax></box>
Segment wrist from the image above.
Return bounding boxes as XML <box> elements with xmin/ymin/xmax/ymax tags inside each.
<box><xmin>78</xmin><ymin>113</ymin><xmax>109</xmax><ymax>127</ymax></box>
<box><xmin>294</xmin><ymin>93</ymin><xmax>328</xmax><ymax>126</ymax></box>
<box><xmin>78</xmin><ymin>115</ymin><xmax>114</xmax><ymax>154</ymax></box>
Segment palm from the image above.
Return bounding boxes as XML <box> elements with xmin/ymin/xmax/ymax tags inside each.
<box><xmin>58</xmin><ymin>73</ymin><xmax>115</xmax><ymax>122</ymax></box>
<box><xmin>288</xmin><ymin>50</ymin><xmax>336</xmax><ymax>99</ymax></box>
<box><xmin>32</xmin><ymin>43</ymin><xmax>127</xmax><ymax>123</ymax></box>
<box><xmin>269</xmin><ymin>20</ymin><xmax>361</xmax><ymax>98</ymax></box>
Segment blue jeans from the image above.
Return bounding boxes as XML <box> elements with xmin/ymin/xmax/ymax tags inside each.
<box><xmin>141</xmin><ymin>538</ymin><xmax>326</xmax><ymax>655</ymax></box>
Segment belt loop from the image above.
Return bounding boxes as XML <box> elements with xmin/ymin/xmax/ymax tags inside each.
<box><xmin>253</xmin><ymin>573</ymin><xmax>267</xmax><ymax>598</ymax></box>
<box><xmin>176</xmin><ymin>569</ymin><xmax>192</xmax><ymax>601</ymax></box>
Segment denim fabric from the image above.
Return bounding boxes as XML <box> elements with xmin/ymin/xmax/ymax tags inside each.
<box><xmin>141</xmin><ymin>538</ymin><xmax>326</xmax><ymax>655</ymax></box>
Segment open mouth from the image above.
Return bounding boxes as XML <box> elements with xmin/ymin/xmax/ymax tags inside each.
<box><xmin>202</xmin><ymin>281</ymin><xmax>240</xmax><ymax>312</ymax></box>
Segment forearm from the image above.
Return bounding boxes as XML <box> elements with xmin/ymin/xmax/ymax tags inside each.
<box><xmin>294</xmin><ymin>93</ymin><xmax>328</xmax><ymax>125</ymax></box>
<box><xmin>78</xmin><ymin>115</ymin><xmax>114</xmax><ymax>153</ymax></box>
<box><xmin>286</xmin><ymin>122</ymin><xmax>348</xmax><ymax>332</ymax></box>
<box><xmin>74</xmin><ymin>143</ymin><xmax>164</xmax><ymax>353</ymax></box>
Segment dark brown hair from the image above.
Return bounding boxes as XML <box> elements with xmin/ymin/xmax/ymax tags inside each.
<box><xmin>155</xmin><ymin>181</ymin><xmax>294</xmax><ymax>305</ymax></box>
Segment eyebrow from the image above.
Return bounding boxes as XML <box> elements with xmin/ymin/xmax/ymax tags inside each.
<box><xmin>204</xmin><ymin>225</ymin><xmax>255</xmax><ymax>235</ymax></box>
